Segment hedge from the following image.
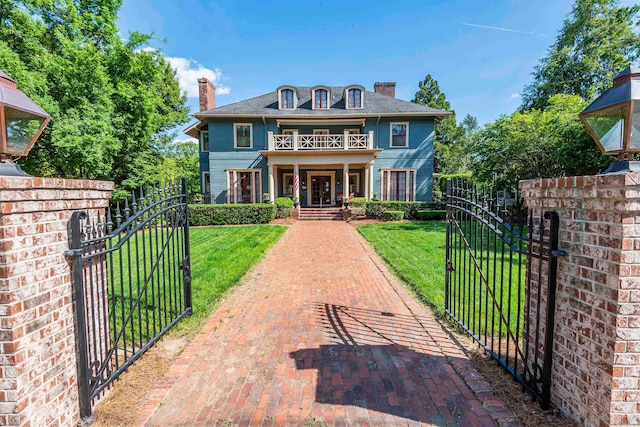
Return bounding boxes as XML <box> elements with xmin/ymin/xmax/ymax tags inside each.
<box><xmin>382</xmin><ymin>210</ymin><xmax>404</xmax><ymax>221</ymax></box>
<box><xmin>275</xmin><ymin>197</ymin><xmax>294</xmax><ymax>218</ymax></box>
<box><xmin>348</xmin><ymin>197</ymin><xmax>367</xmax><ymax>206</ymax></box>
<box><xmin>189</xmin><ymin>204</ymin><xmax>276</xmax><ymax>226</ymax></box>
<box><xmin>365</xmin><ymin>201</ymin><xmax>445</xmax><ymax>219</ymax></box>
<box><xmin>416</xmin><ymin>210</ymin><xmax>446</xmax><ymax>220</ymax></box>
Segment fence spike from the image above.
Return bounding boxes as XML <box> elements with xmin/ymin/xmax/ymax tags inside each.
<box><xmin>115</xmin><ymin>202</ymin><xmax>122</xmax><ymax>229</ymax></box>
<box><xmin>124</xmin><ymin>198</ymin><xmax>130</xmax><ymax>222</ymax></box>
<box><xmin>96</xmin><ymin>211</ymin><xmax>104</xmax><ymax>237</ymax></box>
<box><xmin>131</xmin><ymin>192</ymin><xmax>138</xmax><ymax>215</ymax></box>
<box><xmin>106</xmin><ymin>206</ymin><xmax>113</xmax><ymax>233</ymax></box>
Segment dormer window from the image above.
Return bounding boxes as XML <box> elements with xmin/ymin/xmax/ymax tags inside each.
<box><xmin>345</xmin><ymin>85</ymin><xmax>364</xmax><ymax>109</ymax></box>
<box><xmin>281</xmin><ymin>89</ymin><xmax>294</xmax><ymax>109</ymax></box>
<box><xmin>312</xmin><ymin>87</ymin><xmax>330</xmax><ymax>109</ymax></box>
<box><xmin>347</xmin><ymin>88</ymin><xmax>362</xmax><ymax>108</ymax></box>
<box><xmin>277</xmin><ymin>86</ymin><xmax>298</xmax><ymax>109</ymax></box>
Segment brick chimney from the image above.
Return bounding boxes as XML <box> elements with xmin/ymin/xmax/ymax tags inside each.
<box><xmin>198</xmin><ymin>78</ymin><xmax>216</xmax><ymax>111</ymax></box>
<box><xmin>374</xmin><ymin>82</ymin><xmax>396</xmax><ymax>98</ymax></box>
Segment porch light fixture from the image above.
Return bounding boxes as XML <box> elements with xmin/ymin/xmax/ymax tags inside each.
<box><xmin>579</xmin><ymin>65</ymin><xmax>640</xmax><ymax>173</ymax></box>
<box><xmin>0</xmin><ymin>70</ymin><xmax>50</xmax><ymax>176</ymax></box>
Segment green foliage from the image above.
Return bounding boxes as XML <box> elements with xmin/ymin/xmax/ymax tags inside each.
<box><xmin>149</xmin><ymin>141</ymin><xmax>200</xmax><ymax>201</ymax></box>
<box><xmin>411</xmin><ymin>74</ymin><xmax>474</xmax><ymax>174</ymax></box>
<box><xmin>416</xmin><ymin>210</ymin><xmax>446</xmax><ymax>220</ymax></box>
<box><xmin>188</xmin><ymin>204</ymin><xmax>276</xmax><ymax>226</ymax></box>
<box><xmin>471</xmin><ymin>94</ymin><xmax>611</xmax><ymax>191</ymax></box>
<box><xmin>0</xmin><ymin>0</ymin><xmax>189</xmax><ymax>195</ymax></box>
<box><xmin>348</xmin><ymin>197</ymin><xmax>367</xmax><ymax>206</ymax></box>
<box><xmin>274</xmin><ymin>197</ymin><xmax>294</xmax><ymax>218</ymax></box>
<box><xmin>365</xmin><ymin>201</ymin><xmax>445</xmax><ymax>220</ymax></box>
<box><xmin>382</xmin><ymin>210</ymin><xmax>405</xmax><ymax>221</ymax></box>
<box><xmin>437</xmin><ymin>173</ymin><xmax>472</xmax><ymax>194</ymax></box>
<box><xmin>522</xmin><ymin>0</ymin><xmax>640</xmax><ymax>110</ymax></box>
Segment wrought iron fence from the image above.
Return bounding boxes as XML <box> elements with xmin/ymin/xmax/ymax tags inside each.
<box><xmin>445</xmin><ymin>178</ymin><xmax>565</xmax><ymax>408</ymax></box>
<box><xmin>66</xmin><ymin>178</ymin><xmax>191</xmax><ymax>420</ymax></box>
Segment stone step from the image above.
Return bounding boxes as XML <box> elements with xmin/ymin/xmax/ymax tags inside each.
<box><xmin>298</xmin><ymin>208</ymin><xmax>345</xmax><ymax>221</ymax></box>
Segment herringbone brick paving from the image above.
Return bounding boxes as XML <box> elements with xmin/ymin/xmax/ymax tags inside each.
<box><xmin>136</xmin><ymin>221</ymin><xmax>517</xmax><ymax>426</ymax></box>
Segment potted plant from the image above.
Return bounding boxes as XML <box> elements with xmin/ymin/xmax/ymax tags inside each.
<box><xmin>372</xmin><ymin>192</ymin><xmax>379</xmax><ymax>201</ymax></box>
<box><xmin>263</xmin><ymin>193</ymin><xmax>270</xmax><ymax>203</ymax></box>
<box><xmin>293</xmin><ymin>197</ymin><xmax>299</xmax><ymax>208</ymax></box>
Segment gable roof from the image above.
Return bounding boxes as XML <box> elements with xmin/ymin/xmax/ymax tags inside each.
<box><xmin>194</xmin><ymin>86</ymin><xmax>451</xmax><ymax>119</ymax></box>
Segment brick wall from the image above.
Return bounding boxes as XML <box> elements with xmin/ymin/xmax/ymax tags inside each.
<box><xmin>520</xmin><ymin>173</ymin><xmax>640</xmax><ymax>427</ymax></box>
<box><xmin>0</xmin><ymin>176</ymin><xmax>113</xmax><ymax>427</ymax></box>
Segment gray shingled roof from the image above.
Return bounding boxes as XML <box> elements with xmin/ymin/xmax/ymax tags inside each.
<box><xmin>194</xmin><ymin>86</ymin><xmax>450</xmax><ymax>118</ymax></box>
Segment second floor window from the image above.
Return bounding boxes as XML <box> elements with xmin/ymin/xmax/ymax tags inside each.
<box><xmin>281</xmin><ymin>89</ymin><xmax>294</xmax><ymax>109</ymax></box>
<box><xmin>347</xmin><ymin>89</ymin><xmax>362</xmax><ymax>108</ymax></box>
<box><xmin>314</xmin><ymin>89</ymin><xmax>328</xmax><ymax>109</ymax></box>
<box><xmin>391</xmin><ymin>123</ymin><xmax>408</xmax><ymax>147</ymax></box>
<box><xmin>200</xmin><ymin>130</ymin><xmax>209</xmax><ymax>151</ymax></box>
<box><xmin>235</xmin><ymin>124</ymin><xmax>252</xmax><ymax>148</ymax></box>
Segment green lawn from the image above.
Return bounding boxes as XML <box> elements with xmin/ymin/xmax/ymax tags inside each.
<box><xmin>357</xmin><ymin>221</ymin><xmax>526</xmax><ymax>340</ymax></box>
<box><xmin>357</xmin><ymin>221</ymin><xmax>448</xmax><ymax>313</ymax></box>
<box><xmin>107</xmin><ymin>224</ymin><xmax>287</xmax><ymax>350</ymax></box>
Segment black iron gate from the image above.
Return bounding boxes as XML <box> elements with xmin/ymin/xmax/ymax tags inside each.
<box><xmin>66</xmin><ymin>178</ymin><xmax>191</xmax><ymax>420</ymax></box>
<box><xmin>444</xmin><ymin>178</ymin><xmax>565</xmax><ymax>408</ymax></box>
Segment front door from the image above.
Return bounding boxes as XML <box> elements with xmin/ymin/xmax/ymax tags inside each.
<box><xmin>311</xmin><ymin>176</ymin><xmax>332</xmax><ymax>206</ymax></box>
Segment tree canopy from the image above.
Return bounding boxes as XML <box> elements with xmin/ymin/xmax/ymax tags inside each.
<box><xmin>521</xmin><ymin>0</ymin><xmax>640</xmax><ymax>110</ymax></box>
<box><xmin>0</xmin><ymin>0</ymin><xmax>189</xmax><ymax>199</ymax></box>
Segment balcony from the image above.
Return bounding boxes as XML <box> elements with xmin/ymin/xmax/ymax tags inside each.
<box><xmin>267</xmin><ymin>131</ymin><xmax>374</xmax><ymax>151</ymax></box>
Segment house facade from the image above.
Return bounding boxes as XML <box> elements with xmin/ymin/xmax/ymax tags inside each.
<box><xmin>187</xmin><ymin>79</ymin><xmax>450</xmax><ymax>206</ymax></box>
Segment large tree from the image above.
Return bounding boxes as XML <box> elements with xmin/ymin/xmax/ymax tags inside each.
<box><xmin>521</xmin><ymin>0</ymin><xmax>640</xmax><ymax>110</ymax></box>
<box><xmin>0</xmin><ymin>0</ymin><xmax>189</xmax><ymax>199</ymax></box>
<box><xmin>471</xmin><ymin>95</ymin><xmax>611</xmax><ymax>191</ymax></box>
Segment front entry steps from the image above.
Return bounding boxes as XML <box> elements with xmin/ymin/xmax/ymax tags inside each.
<box><xmin>298</xmin><ymin>207</ymin><xmax>345</xmax><ymax>221</ymax></box>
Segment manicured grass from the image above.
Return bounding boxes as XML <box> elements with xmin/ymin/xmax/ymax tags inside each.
<box><xmin>357</xmin><ymin>221</ymin><xmax>525</xmax><ymax>339</ymax></box>
<box><xmin>186</xmin><ymin>225</ymin><xmax>287</xmax><ymax>327</ymax></box>
<box><xmin>108</xmin><ymin>225</ymin><xmax>287</xmax><ymax>347</ymax></box>
<box><xmin>358</xmin><ymin>221</ymin><xmax>448</xmax><ymax>313</ymax></box>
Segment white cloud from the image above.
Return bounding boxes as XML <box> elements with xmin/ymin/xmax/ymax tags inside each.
<box><xmin>510</xmin><ymin>93</ymin><xmax>520</xmax><ymax>99</ymax></box>
<box><xmin>165</xmin><ymin>57</ymin><xmax>230</xmax><ymax>98</ymax></box>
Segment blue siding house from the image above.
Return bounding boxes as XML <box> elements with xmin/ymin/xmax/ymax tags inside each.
<box><xmin>186</xmin><ymin>80</ymin><xmax>450</xmax><ymax>206</ymax></box>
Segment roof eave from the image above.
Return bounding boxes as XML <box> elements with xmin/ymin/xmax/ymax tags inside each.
<box><xmin>193</xmin><ymin>111</ymin><xmax>452</xmax><ymax>120</ymax></box>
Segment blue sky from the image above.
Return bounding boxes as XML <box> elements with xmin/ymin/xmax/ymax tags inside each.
<box><xmin>118</xmin><ymin>0</ymin><xmax>576</xmax><ymax>135</ymax></box>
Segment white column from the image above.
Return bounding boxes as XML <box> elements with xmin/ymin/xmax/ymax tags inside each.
<box><xmin>294</xmin><ymin>163</ymin><xmax>300</xmax><ymax>207</ymax></box>
<box><xmin>364</xmin><ymin>165</ymin><xmax>369</xmax><ymax>200</ymax></box>
<box><xmin>368</xmin><ymin>130</ymin><xmax>374</xmax><ymax>149</ymax></box>
<box><xmin>268</xmin><ymin>164</ymin><xmax>275</xmax><ymax>203</ymax></box>
<box><xmin>273</xmin><ymin>165</ymin><xmax>278</xmax><ymax>200</ymax></box>
<box><xmin>343</xmin><ymin>163</ymin><xmax>350</xmax><ymax>200</ymax></box>
<box><xmin>268</xmin><ymin>131</ymin><xmax>274</xmax><ymax>150</ymax></box>
<box><xmin>232</xmin><ymin>170</ymin><xmax>237</xmax><ymax>204</ymax></box>
<box><xmin>343</xmin><ymin>130</ymin><xmax>349</xmax><ymax>150</ymax></box>
<box><xmin>369</xmin><ymin>161</ymin><xmax>375</xmax><ymax>200</ymax></box>
<box><xmin>293</xmin><ymin>130</ymin><xmax>299</xmax><ymax>151</ymax></box>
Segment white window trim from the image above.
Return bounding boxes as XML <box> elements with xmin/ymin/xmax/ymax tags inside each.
<box><xmin>311</xmin><ymin>87</ymin><xmax>330</xmax><ymax>110</ymax></box>
<box><xmin>380</xmin><ymin>168</ymin><xmax>416</xmax><ymax>201</ymax></box>
<box><xmin>348</xmin><ymin>172</ymin><xmax>360</xmax><ymax>196</ymax></box>
<box><xmin>345</xmin><ymin>87</ymin><xmax>364</xmax><ymax>109</ymax></box>
<box><xmin>200</xmin><ymin>130</ymin><xmax>209</xmax><ymax>152</ymax></box>
<box><xmin>313</xmin><ymin>129</ymin><xmax>330</xmax><ymax>135</ymax></box>
<box><xmin>226</xmin><ymin>168</ymin><xmax>262</xmax><ymax>204</ymax></box>
<box><xmin>345</xmin><ymin>128</ymin><xmax>361</xmax><ymax>135</ymax></box>
<box><xmin>202</xmin><ymin>171</ymin><xmax>211</xmax><ymax>194</ymax></box>
<box><xmin>234</xmin><ymin>123</ymin><xmax>253</xmax><ymax>149</ymax></box>
<box><xmin>389</xmin><ymin>122</ymin><xmax>409</xmax><ymax>148</ymax></box>
<box><xmin>282</xmin><ymin>173</ymin><xmax>294</xmax><ymax>197</ymax></box>
<box><xmin>278</xmin><ymin>88</ymin><xmax>296</xmax><ymax>110</ymax></box>
<box><xmin>282</xmin><ymin>129</ymin><xmax>297</xmax><ymax>135</ymax></box>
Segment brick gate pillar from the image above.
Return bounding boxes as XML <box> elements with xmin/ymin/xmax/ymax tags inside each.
<box><xmin>520</xmin><ymin>173</ymin><xmax>640</xmax><ymax>427</ymax></box>
<box><xmin>0</xmin><ymin>176</ymin><xmax>113</xmax><ymax>426</ymax></box>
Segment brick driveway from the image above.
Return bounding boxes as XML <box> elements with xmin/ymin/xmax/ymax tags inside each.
<box><xmin>136</xmin><ymin>221</ymin><xmax>517</xmax><ymax>426</ymax></box>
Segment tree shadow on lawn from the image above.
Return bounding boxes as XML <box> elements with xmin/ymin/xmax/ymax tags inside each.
<box><xmin>289</xmin><ymin>303</ymin><xmax>486</xmax><ymax>426</ymax></box>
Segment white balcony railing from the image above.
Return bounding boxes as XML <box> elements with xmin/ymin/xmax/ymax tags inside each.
<box><xmin>268</xmin><ymin>131</ymin><xmax>374</xmax><ymax>151</ymax></box>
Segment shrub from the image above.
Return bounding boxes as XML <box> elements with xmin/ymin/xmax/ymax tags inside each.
<box><xmin>382</xmin><ymin>210</ymin><xmax>404</xmax><ymax>221</ymax></box>
<box><xmin>416</xmin><ymin>210</ymin><xmax>446</xmax><ymax>220</ymax></box>
<box><xmin>275</xmin><ymin>197</ymin><xmax>294</xmax><ymax>218</ymax></box>
<box><xmin>348</xmin><ymin>197</ymin><xmax>367</xmax><ymax>206</ymax></box>
<box><xmin>438</xmin><ymin>173</ymin><xmax>473</xmax><ymax>194</ymax></box>
<box><xmin>188</xmin><ymin>204</ymin><xmax>276</xmax><ymax>226</ymax></box>
<box><xmin>365</xmin><ymin>201</ymin><xmax>445</xmax><ymax>220</ymax></box>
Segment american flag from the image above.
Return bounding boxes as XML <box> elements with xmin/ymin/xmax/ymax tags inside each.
<box><xmin>294</xmin><ymin>174</ymin><xmax>299</xmax><ymax>190</ymax></box>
